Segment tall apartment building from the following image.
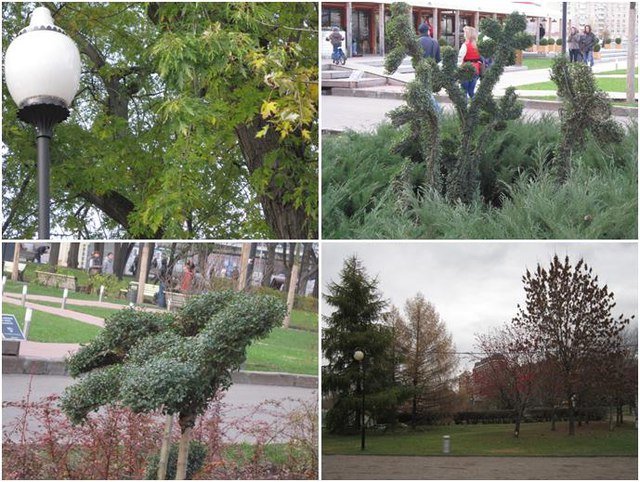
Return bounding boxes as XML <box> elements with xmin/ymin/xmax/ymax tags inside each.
<box><xmin>559</xmin><ymin>1</ymin><xmax>633</xmax><ymax>41</ymax></box>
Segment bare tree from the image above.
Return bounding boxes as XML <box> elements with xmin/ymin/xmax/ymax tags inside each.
<box><xmin>476</xmin><ymin>325</ymin><xmax>542</xmax><ymax>437</ymax></box>
<box><xmin>512</xmin><ymin>255</ymin><xmax>632</xmax><ymax>435</ymax></box>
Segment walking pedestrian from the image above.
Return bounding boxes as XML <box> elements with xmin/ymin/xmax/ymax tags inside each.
<box><xmin>418</xmin><ymin>22</ymin><xmax>442</xmax><ymax>112</ymax></box>
<box><xmin>579</xmin><ymin>25</ymin><xmax>597</xmax><ymax>67</ymax></box>
<box><xmin>458</xmin><ymin>26</ymin><xmax>482</xmax><ymax>99</ymax></box>
<box><xmin>568</xmin><ymin>26</ymin><xmax>582</xmax><ymax>62</ymax></box>
<box><xmin>103</xmin><ymin>252</ymin><xmax>114</xmax><ymax>275</ymax></box>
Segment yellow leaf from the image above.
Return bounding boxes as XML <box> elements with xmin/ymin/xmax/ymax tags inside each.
<box><xmin>260</xmin><ymin>100</ymin><xmax>278</xmax><ymax>119</ymax></box>
<box><xmin>301</xmin><ymin>129</ymin><xmax>311</xmax><ymax>141</ymax></box>
<box><xmin>256</xmin><ymin>125</ymin><xmax>269</xmax><ymax>138</ymax></box>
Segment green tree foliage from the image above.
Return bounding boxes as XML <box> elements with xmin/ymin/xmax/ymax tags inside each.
<box><xmin>511</xmin><ymin>255</ymin><xmax>632</xmax><ymax>435</ymax></box>
<box><xmin>60</xmin><ymin>291</ymin><xmax>286</xmax><ymax>477</ymax></box>
<box><xmin>322</xmin><ymin>256</ymin><xmax>406</xmax><ymax>433</ymax></box>
<box><xmin>2</xmin><ymin>2</ymin><xmax>317</xmax><ymax>239</ymax></box>
<box><xmin>385</xmin><ymin>3</ymin><xmax>532</xmax><ymax>203</ymax></box>
<box><xmin>550</xmin><ymin>56</ymin><xmax>625</xmax><ymax>180</ymax></box>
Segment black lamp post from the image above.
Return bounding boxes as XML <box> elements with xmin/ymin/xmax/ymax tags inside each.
<box><xmin>4</xmin><ymin>7</ymin><xmax>81</xmax><ymax>239</ymax></box>
<box><xmin>353</xmin><ymin>349</ymin><xmax>365</xmax><ymax>451</ymax></box>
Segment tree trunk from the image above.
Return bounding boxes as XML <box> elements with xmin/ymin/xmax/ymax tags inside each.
<box><xmin>627</xmin><ymin>3</ymin><xmax>636</xmax><ymax>103</ymax></box>
<box><xmin>48</xmin><ymin>243</ymin><xmax>60</xmax><ymax>267</ymax></box>
<box><xmin>514</xmin><ymin>411</ymin><xmax>522</xmax><ymax>438</ymax></box>
<box><xmin>234</xmin><ymin>118</ymin><xmax>311</xmax><ymax>239</ymax></box>
<box><xmin>282</xmin><ymin>243</ymin><xmax>295</xmax><ymax>292</ymax></box>
<box><xmin>158</xmin><ymin>414</ymin><xmax>173</xmax><ymax>480</ymax></box>
<box><xmin>609</xmin><ymin>404</ymin><xmax>614</xmax><ymax>431</ymax></box>
<box><xmin>236</xmin><ymin>243</ymin><xmax>251</xmax><ymax>291</ymax></box>
<box><xmin>551</xmin><ymin>406</ymin><xmax>557</xmax><ymax>431</ymax></box>
<box><xmin>67</xmin><ymin>242</ymin><xmax>80</xmax><ymax>269</ymax></box>
<box><xmin>283</xmin><ymin>247</ymin><xmax>300</xmax><ymax>329</ymax></box>
<box><xmin>93</xmin><ymin>242</ymin><xmax>105</xmax><ymax>259</ymax></box>
<box><xmin>568</xmin><ymin>403</ymin><xmax>576</xmax><ymax>435</ymax></box>
<box><xmin>411</xmin><ymin>390</ymin><xmax>418</xmax><ymax>429</ymax></box>
<box><xmin>296</xmin><ymin>243</ymin><xmax>317</xmax><ymax>296</ymax></box>
<box><xmin>617</xmin><ymin>402</ymin><xmax>624</xmax><ymax>425</ymax></box>
<box><xmin>113</xmin><ymin>243</ymin><xmax>134</xmax><ymax>280</ymax></box>
<box><xmin>175</xmin><ymin>426</ymin><xmax>192</xmax><ymax>480</ymax></box>
<box><xmin>136</xmin><ymin>243</ymin><xmax>152</xmax><ymax>305</ymax></box>
<box><xmin>11</xmin><ymin>243</ymin><xmax>21</xmax><ymax>281</ymax></box>
<box><xmin>261</xmin><ymin>243</ymin><xmax>276</xmax><ymax>287</ymax></box>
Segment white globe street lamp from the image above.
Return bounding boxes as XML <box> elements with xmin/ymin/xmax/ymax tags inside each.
<box><xmin>4</xmin><ymin>7</ymin><xmax>81</xmax><ymax>239</ymax></box>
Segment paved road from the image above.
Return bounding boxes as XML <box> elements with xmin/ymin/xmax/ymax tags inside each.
<box><xmin>3</xmin><ymin>374</ymin><xmax>317</xmax><ymax>443</ymax></box>
<box><xmin>322</xmin><ymin>455</ymin><xmax>638</xmax><ymax>480</ymax></box>
<box><xmin>321</xmin><ymin>95</ymin><xmax>636</xmax><ymax>133</ymax></box>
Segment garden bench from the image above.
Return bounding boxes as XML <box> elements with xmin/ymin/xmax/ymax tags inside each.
<box><xmin>3</xmin><ymin>261</ymin><xmax>27</xmax><ymax>281</ymax></box>
<box><xmin>35</xmin><ymin>270</ymin><xmax>77</xmax><ymax>291</ymax></box>
<box><xmin>128</xmin><ymin>281</ymin><xmax>160</xmax><ymax>302</ymax></box>
<box><xmin>165</xmin><ymin>291</ymin><xmax>189</xmax><ymax>310</ymax></box>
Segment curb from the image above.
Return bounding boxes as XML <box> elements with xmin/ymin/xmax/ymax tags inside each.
<box><xmin>324</xmin><ymin>90</ymin><xmax>636</xmax><ymax>117</ymax></box>
<box><xmin>2</xmin><ymin>356</ymin><xmax>318</xmax><ymax>389</ymax></box>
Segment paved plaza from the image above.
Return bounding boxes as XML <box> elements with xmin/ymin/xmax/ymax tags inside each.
<box><xmin>322</xmin><ymin>455</ymin><xmax>639</xmax><ymax>480</ymax></box>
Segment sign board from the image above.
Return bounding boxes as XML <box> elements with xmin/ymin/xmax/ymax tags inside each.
<box><xmin>2</xmin><ymin>314</ymin><xmax>25</xmax><ymax>341</ymax></box>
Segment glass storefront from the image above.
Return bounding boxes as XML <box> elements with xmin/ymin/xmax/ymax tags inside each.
<box><xmin>353</xmin><ymin>9</ymin><xmax>371</xmax><ymax>55</ymax></box>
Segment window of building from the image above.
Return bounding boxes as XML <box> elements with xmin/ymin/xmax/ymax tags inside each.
<box><xmin>322</xmin><ymin>8</ymin><xmax>344</xmax><ymax>29</ymax></box>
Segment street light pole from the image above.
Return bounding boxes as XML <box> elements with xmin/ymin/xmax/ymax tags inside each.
<box><xmin>354</xmin><ymin>350</ymin><xmax>365</xmax><ymax>451</ymax></box>
<box><xmin>4</xmin><ymin>7</ymin><xmax>81</xmax><ymax>239</ymax></box>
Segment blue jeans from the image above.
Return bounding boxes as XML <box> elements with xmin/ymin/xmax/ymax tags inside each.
<box><xmin>583</xmin><ymin>50</ymin><xmax>594</xmax><ymax>67</ymax></box>
<box><xmin>461</xmin><ymin>75</ymin><xmax>479</xmax><ymax>98</ymax></box>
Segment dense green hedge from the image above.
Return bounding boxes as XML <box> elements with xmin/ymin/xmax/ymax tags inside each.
<box><xmin>322</xmin><ymin>118</ymin><xmax>637</xmax><ymax>239</ymax></box>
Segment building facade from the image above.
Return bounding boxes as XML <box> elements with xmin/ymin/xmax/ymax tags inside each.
<box><xmin>321</xmin><ymin>0</ymin><xmax>562</xmax><ymax>57</ymax></box>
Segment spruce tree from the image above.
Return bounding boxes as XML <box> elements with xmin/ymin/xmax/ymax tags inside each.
<box><xmin>322</xmin><ymin>256</ymin><xmax>404</xmax><ymax>433</ymax></box>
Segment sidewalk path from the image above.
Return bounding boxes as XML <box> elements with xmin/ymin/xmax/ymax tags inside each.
<box><xmin>321</xmin><ymin>95</ymin><xmax>636</xmax><ymax>133</ymax></box>
<box><xmin>3</xmin><ymin>295</ymin><xmax>105</xmax><ymax>328</ymax></box>
<box><xmin>322</xmin><ymin>455</ymin><xmax>638</xmax><ymax>479</ymax></box>
<box><xmin>331</xmin><ymin>55</ymin><xmax>629</xmax><ymax>93</ymax></box>
<box><xmin>3</xmin><ymin>291</ymin><xmax>165</xmax><ymax>313</ymax></box>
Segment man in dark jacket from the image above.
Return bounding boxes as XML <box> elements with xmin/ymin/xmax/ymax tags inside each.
<box><xmin>417</xmin><ymin>23</ymin><xmax>442</xmax><ymax>114</ymax></box>
<box><xmin>418</xmin><ymin>23</ymin><xmax>440</xmax><ymax>62</ymax></box>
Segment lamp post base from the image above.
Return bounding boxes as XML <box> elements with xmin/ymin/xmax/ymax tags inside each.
<box><xmin>17</xmin><ymin>98</ymin><xmax>69</xmax><ymax>239</ymax></box>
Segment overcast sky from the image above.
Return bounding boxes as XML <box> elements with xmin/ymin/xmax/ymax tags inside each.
<box><xmin>321</xmin><ymin>242</ymin><xmax>638</xmax><ymax>371</ymax></box>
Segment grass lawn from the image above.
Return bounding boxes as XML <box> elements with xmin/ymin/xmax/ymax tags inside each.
<box><xmin>517</xmin><ymin>77</ymin><xmax>638</xmax><ymax>92</ymax></box>
<box><xmin>30</xmin><ymin>300</ymin><xmax>125</xmax><ymax>320</ymax></box>
<box><xmin>518</xmin><ymin>94</ymin><xmax>638</xmax><ymax>108</ymax></box>
<box><xmin>289</xmin><ymin>309</ymin><xmax>318</xmax><ymax>331</ymax></box>
<box><xmin>3</xmin><ymin>280</ymin><xmax>131</xmax><ymax>305</ymax></box>
<box><xmin>245</xmin><ymin>327</ymin><xmax>317</xmax><ymax>375</ymax></box>
<box><xmin>2</xmin><ymin>303</ymin><xmax>102</xmax><ymax>343</ymax></box>
<box><xmin>522</xmin><ymin>57</ymin><xmax>554</xmax><ymax>70</ymax></box>
<box><xmin>323</xmin><ymin>421</ymin><xmax>638</xmax><ymax>456</ymax></box>
<box><xmin>597</xmin><ymin>68</ymin><xmax>639</xmax><ymax>75</ymax></box>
